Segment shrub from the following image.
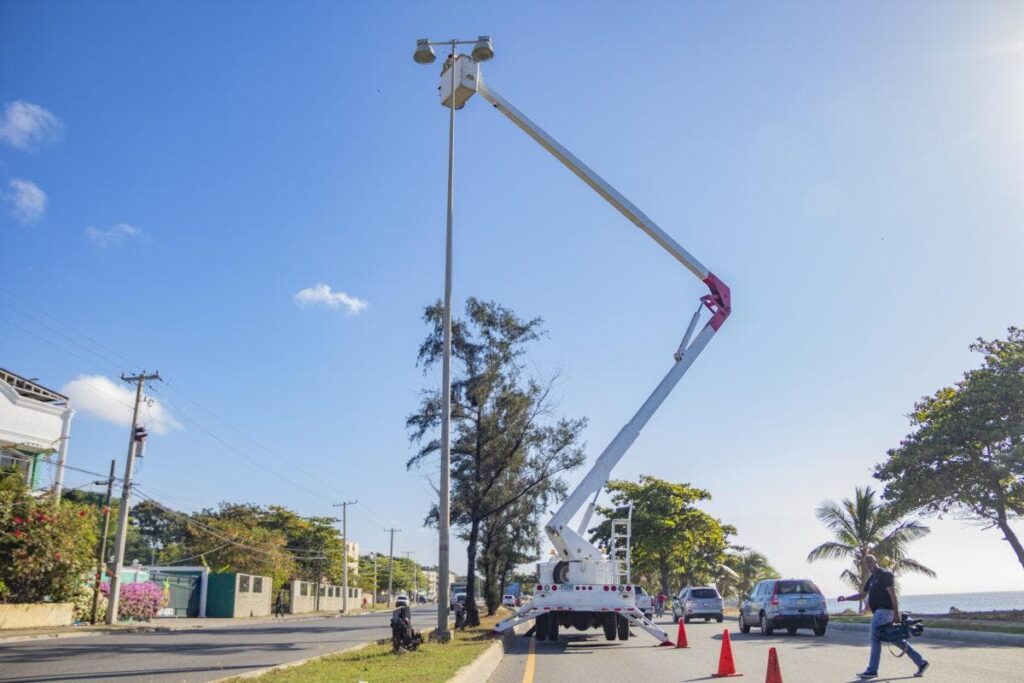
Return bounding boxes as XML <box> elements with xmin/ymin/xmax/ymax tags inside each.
<box><xmin>100</xmin><ymin>581</ymin><xmax>167</xmax><ymax>621</ymax></box>
<box><xmin>69</xmin><ymin>581</ymin><xmax>107</xmax><ymax>622</ymax></box>
<box><xmin>0</xmin><ymin>479</ymin><xmax>98</xmax><ymax>603</ymax></box>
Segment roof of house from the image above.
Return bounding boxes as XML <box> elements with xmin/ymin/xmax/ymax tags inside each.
<box><xmin>0</xmin><ymin>367</ymin><xmax>68</xmax><ymax>407</ymax></box>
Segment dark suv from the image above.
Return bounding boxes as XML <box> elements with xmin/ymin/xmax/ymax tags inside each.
<box><xmin>739</xmin><ymin>578</ymin><xmax>828</xmax><ymax>636</ymax></box>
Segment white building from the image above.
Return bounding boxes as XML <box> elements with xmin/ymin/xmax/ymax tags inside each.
<box><xmin>345</xmin><ymin>540</ymin><xmax>359</xmax><ymax>575</ymax></box>
<box><xmin>0</xmin><ymin>368</ymin><xmax>74</xmax><ymax>494</ymax></box>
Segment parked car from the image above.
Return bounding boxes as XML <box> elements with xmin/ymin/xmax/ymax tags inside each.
<box><xmin>394</xmin><ymin>594</ymin><xmax>409</xmax><ymax>608</ymax></box>
<box><xmin>634</xmin><ymin>586</ymin><xmax>654</xmax><ymax>620</ymax></box>
<box><xmin>739</xmin><ymin>578</ymin><xmax>828</xmax><ymax>636</ymax></box>
<box><xmin>673</xmin><ymin>586</ymin><xmax>724</xmax><ymax>623</ymax></box>
<box><xmin>502</xmin><ymin>594</ymin><xmax>517</xmax><ymax>607</ymax></box>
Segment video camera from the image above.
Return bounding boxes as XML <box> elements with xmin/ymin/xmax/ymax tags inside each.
<box><xmin>876</xmin><ymin>612</ymin><xmax>924</xmax><ymax>643</ymax></box>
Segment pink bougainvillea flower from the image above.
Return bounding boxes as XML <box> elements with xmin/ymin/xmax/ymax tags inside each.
<box><xmin>13</xmin><ymin>530</ymin><xmax>24</xmax><ymax>538</ymax></box>
<box><xmin>13</xmin><ymin>516</ymin><xmax>24</xmax><ymax>525</ymax></box>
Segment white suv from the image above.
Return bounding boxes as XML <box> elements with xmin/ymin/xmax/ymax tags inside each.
<box><xmin>673</xmin><ymin>586</ymin><xmax>724</xmax><ymax>623</ymax></box>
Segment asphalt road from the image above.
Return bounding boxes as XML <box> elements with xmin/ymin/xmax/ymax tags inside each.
<box><xmin>0</xmin><ymin>606</ymin><xmax>434</xmax><ymax>683</ymax></box>
<box><xmin>489</xmin><ymin>614</ymin><xmax>1023</xmax><ymax>683</ymax></box>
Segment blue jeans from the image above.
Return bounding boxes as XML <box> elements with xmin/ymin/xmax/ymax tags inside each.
<box><xmin>867</xmin><ymin>608</ymin><xmax>925</xmax><ymax>673</ymax></box>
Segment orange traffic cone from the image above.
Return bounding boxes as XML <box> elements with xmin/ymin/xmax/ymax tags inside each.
<box><xmin>675</xmin><ymin>619</ymin><xmax>690</xmax><ymax>648</ymax></box>
<box><xmin>765</xmin><ymin>647</ymin><xmax>783</xmax><ymax>683</ymax></box>
<box><xmin>711</xmin><ymin>629</ymin><xmax>743</xmax><ymax>677</ymax></box>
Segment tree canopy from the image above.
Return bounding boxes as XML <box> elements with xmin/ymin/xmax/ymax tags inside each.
<box><xmin>588</xmin><ymin>475</ymin><xmax>734</xmax><ymax>595</ymax></box>
<box><xmin>874</xmin><ymin>327</ymin><xmax>1024</xmax><ymax>571</ymax></box>
<box><xmin>407</xmin><ymin>298</ymin><xmax>586</xmax><ymax>624</ymax></box>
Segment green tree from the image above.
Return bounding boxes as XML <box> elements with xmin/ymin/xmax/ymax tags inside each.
<box><xmin>187</xmin><ymin>504</ymin><xmax>297</xmax><ymax>588</ymax></box>
<box><xmin>0</xmin><ymin>475</ymin><xmax>98</xmax><ymax>602</ymax></box>
<box><xmin>478</xmin><ymin>494</ymin><xmax>543</xmax><ymax>614</ymax></box>
<box><xmin>874</xmin><ymin>327</ymin><xmax>1024</xmax><ymax>571</ymax></box>
<box><xmin>588</xmin><ymin>475</ymin><xmax>734</xmax><ymax>595</ymax></box>
<box><xmin>807</xmin><ymin>486</ymin><xmax>935</xmax><ymax>612</ymax></box>
<box><xmin>407</xmin><ymin>298</ymin><xmax>586</xmax><ymax>626</ymax></box>
<box><xmin>130</xmin><ymin>499</ymin><xmax>187</xmax><ymax>563</ymax></box>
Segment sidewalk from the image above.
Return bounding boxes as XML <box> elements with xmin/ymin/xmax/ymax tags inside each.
<box><xmin>0</xmin><ymin>609</ymin><xmax>384</xmax><ymax>644</ymax></box>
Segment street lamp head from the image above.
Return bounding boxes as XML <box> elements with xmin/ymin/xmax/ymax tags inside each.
<box><xmin>471</xmin><ymin>35</ymin><xmax>494</xmax><ymax>61</ymax></box>
<box><xmin>413</xmin><ymin>38</ymin><xmax>437</xmax><ymax>64</ymax></box>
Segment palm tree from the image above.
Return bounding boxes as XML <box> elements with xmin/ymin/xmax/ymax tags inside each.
<box><xmin>721</xmin><ymin>550</ymin><xmax>780</xmax><ymax>603</ymax></box>
<box><xmin>807</xmin><ymin>486</ymin><xmax>935</xmax><ymax>612</ymax></box>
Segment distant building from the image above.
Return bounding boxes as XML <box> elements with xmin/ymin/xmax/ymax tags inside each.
<box><xmin>345</xmin><ymin>540</ymin><xmax>359</xmax><ymax>575</ymax></box>
<box><xmin>0</xmin><ymin>368</ymin><xmax>74</xmax><ymax>493</ymax></box>
<box><xmin>421</xmin><ymin>567</ymin><xmax>459</xmax><ymax>599</ymax></box>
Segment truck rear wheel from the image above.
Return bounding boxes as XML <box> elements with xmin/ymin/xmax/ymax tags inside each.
<box><xmin>535</xmin><ymin>614</ymin><xmax>548</xmax><ymax>641</ymax></box>
<box><xmin>617</xmin><ymin>614</ymin><xmax>630</xmax><ymax>641</ymax></box>
<box><xmin>602</xmin><ymin>615</ymin><xmax>617</xmax><ymax>641</ymax></box>
<box><xmin>547</xmin><ymin>614</ymin><xmax>559</xmax><ymax>641</ymax></box>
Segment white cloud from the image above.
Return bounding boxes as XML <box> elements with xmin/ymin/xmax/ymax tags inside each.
<box><xmin>979</xmin><ymin>40</ymin><xmax>1024</xmax><ymax>58</ymax></box>
<box><xmin>294</xmin><ymin>283</ymin><xmax>368</xmax><ymax>315</ymax></box>
<box><xmin>4</xmin><ymin>178</ymin><xmax>47</xmax><ymax>223</ymax></box>
<box><xmin>62</xmin><ymin>375</ymin><xmax>181</xmax><ymax>435</ymax></box>
<box><xmin>85</xmin><ymin>223</ymin><xmax>144</xmax><ymax>247</ymax></box>
<box><xmin>0</xmin><ymin>101</ymin><xmax>63</xmax><ymax>150</ymax></box>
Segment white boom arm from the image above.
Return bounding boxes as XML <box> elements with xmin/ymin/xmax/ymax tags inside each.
<box><xmin>454</xmin><ymin>59</ymin><xmax>731</xmax><ymax>563</ymax></box>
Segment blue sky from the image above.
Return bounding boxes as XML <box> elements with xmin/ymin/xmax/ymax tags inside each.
<box><xmin>2</xmin><ymin>1</ymin><xmax>1022</xmax><ymax>596</ymax></box>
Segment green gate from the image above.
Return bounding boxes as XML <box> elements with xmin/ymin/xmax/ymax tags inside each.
<box><xmin>151</xmin><ymin>571</ymin><xmax>200</xmax><ymax>617</ymax></box>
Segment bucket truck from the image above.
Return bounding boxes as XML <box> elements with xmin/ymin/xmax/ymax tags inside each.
<box><xmin>434</xmin><ymin>54</ymin><xmax>731</xmax><ymax>645</ymax></box>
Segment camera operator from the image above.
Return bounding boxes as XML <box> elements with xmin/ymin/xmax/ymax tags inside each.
<box><xmin>838</xmin><ymin>554</ymin><xmax>929</xmax><ymax>679</ymax></box>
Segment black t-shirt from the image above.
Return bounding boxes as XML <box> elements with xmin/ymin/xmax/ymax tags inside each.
<box><xmin>862</xmin><ymin>569</ymin><xmax>895</xmax><ymax>612</ymax></box>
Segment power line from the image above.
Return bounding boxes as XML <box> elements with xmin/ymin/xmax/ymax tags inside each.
<box><xmin>0</xmin><ymin>288</ymin><xmax>398</xmax><ymax>527</ymax></box>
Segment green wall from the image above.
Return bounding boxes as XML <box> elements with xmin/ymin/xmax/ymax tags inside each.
<box><xmin>205</xmin><ymin>573</ymin><xmax>237</xmax><ymax>618</ymax></box>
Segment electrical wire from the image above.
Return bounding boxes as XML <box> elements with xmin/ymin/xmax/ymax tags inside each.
<box><xmin>1</xmin><ymin>291</ymin><xmax>393</xmax><ymax>522</ymax></box>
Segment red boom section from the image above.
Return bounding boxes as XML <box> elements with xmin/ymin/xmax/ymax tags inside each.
<box><xmin>701</xmin><ymin>273</ymin><xmax>731</xmax><ymax>331</ymax></box>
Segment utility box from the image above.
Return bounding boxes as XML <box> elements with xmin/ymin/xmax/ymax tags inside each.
<box><xmin>439</xmin><ymin>55</ymin><xmax>479</xmax><ymax>110</ymax></box>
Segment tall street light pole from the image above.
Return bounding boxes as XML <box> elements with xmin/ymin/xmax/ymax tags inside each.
<box><xmin>413</xmin><ymin>33</ymin><xmax>494</xmax><ymax>645</ymax></box>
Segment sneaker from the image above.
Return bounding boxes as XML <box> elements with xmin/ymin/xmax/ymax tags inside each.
<box><xmin>857</xmin><ymin>673</ymin><xmax>878</xmax><ymax>680</ymax></box>
<box><xmin>915</xmin><ymin>661</ymin><xmax>930</xmax><ymax>677</ymax></box>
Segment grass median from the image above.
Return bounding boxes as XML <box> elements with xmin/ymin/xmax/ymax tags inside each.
<box><xmin>830</xmin><ymin>611</ymin><xmax>1024</xmax><ymax>636</ymax></box>
<box><xmin>223</xmin><ymin>608</ymin><xmax>511</xmax><ymax>683</ymax></box>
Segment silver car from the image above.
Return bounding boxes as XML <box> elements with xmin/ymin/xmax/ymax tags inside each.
<box><xmin>672</xmin><ymin>586</ymin><xmax>724</xmax><ymax>623</ymax></box>
<box><xmin>738</xmin><ymin>578</ymin><xmax>828</xmax><ymax>636</ymax></box>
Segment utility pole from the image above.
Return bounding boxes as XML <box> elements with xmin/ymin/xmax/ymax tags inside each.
<box><xmin>91</xmin><ymin>459</ymin><xmax>116</xmax><ymax>625</ymax></box>
<box><xmin>332</xmin><ymin>500</ymin><xmax>357</xmax><ymax>613</ymax></box>
<box><xmin>372</xmin><ymin>552</ymin><xmax>378</xmax><ymax>606</ymax></box>
<box><xmin>106</xmin><ymin>371</ymin><xmax>160</xmax><ymax>625</ymax></box>
<box><xmin>385</xmin><ymin>528</ymin><xmax>400</xmax><ymax>606</ymax></box>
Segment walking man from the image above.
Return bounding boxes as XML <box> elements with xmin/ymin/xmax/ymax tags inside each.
<box><xmin>274</xmin><ymin>590</ymin><xmax>286</xmax><ymax>618</ymax></box>
<box><xmin>839</xmin><ymin>554</ymin><xmax>929</xmax><ymax>679</ymax></box>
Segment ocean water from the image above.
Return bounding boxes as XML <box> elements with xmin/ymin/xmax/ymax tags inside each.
<box><xmin>826</xmin><ymin>590</ymin><xmax>1024</xmax><ymax>615</ymax></box>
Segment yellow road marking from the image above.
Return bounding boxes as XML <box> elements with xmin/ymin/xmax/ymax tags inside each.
<box><xmin>521</xmin><ymin>632</ymin><xmax>536</xmax><ymax>683</ymax></box>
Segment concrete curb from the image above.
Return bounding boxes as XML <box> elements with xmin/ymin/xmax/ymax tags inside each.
<box><xmin>447</xmin><ymin>617</ymin><xmax>527</xmax><ymax>683</ymax></box>
<box><xmin>0</xmin><ymin>630</ymin><xmax>106</xmax><ymax>644</ymax></box>
<box><xmin>827</xmin><ymin>621</ymin><xmax>1024</xmax><ymax>647</ymax></box>
<box><xmin>0</xmin><ymin>609</ymin><xmax>390</xmax><ymax>644</ymax></box>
